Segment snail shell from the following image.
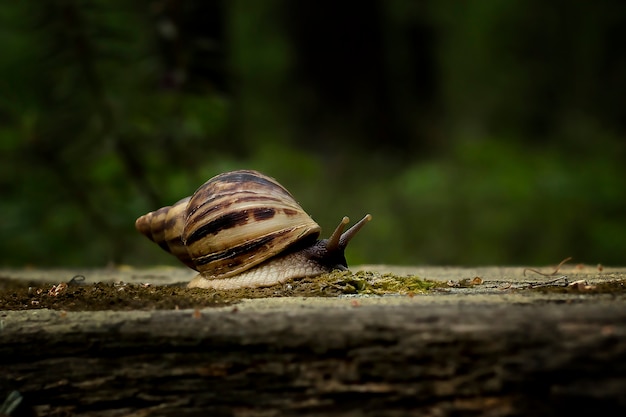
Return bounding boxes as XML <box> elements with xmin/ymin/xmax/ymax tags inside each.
<box><xmin>135</xmin><ymin>170</ymin><xmax>371</xmax><ymax>289</ymax></box>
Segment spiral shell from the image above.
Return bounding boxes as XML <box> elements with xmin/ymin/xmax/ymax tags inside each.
<box><xmin>136</xmin><ymin>170</ymin><xmax>371</xmax><ymax>289</ymax></box>
<box><xmin>135</xmin><ymin>170</ymin><xmax>321</xmax><ymax>279</ymax></box>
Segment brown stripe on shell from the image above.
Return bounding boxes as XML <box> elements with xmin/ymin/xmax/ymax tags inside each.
<box><xmin>253</xmin><ymin>207</ymin><xmax>276</xmax><ymax>220</ymax></box>
<box><xmin>191</xmin><ymin>195</ymin><xmax>284</xmax><ymax>224</ymax></box>
<box><xmin>148</xmin><ymin>206</ymin><xmax>172</xmax><ymax>252</ymax></box>
<box><xmin>193</xmin><ymin>234</ymin><xmax>277</xmax><ymax>267</ymax></box>
<box><xmin>185</xmin><ymin>207</ymin><xmax>278</xmax><ymax>246</ymax></box>
<box><xmin>163</xmin><ymin>197</ymin><xmax>196</xmax><ymax>269</ymax></box>
<box><xmin>185</xmin><ymin>210</ymin><xmax>250</xmax><ymax>245</ymax></box>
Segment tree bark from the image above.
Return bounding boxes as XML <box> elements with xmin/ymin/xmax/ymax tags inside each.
<box><xmin>2</xmin><ymin>299</ymin><xmax>626</xmax><ymax>416</ymax></box>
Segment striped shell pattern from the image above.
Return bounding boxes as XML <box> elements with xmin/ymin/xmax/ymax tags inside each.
<box><xmin>135</xmin><ymin>170</ymin><xmax>321</xmax><ymax>280</ymax></box>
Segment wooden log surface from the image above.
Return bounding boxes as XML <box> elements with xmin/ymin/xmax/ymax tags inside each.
<box><xmin>1</xmin><ymin>265</ymin><xmax>625</xmax><ymax>416</ymax></box>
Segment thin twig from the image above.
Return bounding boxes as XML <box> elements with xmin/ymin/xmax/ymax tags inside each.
<box><xmin>529</xmin><ymin>276</ymin><xmax>569</xmax><ymax>288</ymax></box>
<box><xmin>523</xmin><ymin>257</ymin><xmax>573</xmax><ymax>277</ymax></box>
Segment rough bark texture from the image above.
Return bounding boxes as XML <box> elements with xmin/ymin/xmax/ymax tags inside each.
<box><xmin>2</xmin><ymin>299</ymin><xmax>626</xmax><ymax>416</ymax></box>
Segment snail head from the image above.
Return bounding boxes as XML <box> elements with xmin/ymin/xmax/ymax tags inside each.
<box><xmin>303</xmin><ymin>214</ymin><xmax>372</xmax><ymax>271</ymax></box>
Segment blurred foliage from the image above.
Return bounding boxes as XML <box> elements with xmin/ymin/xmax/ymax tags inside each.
<box><xmin>1</xmin><ymin>0</ymin><xmax>625</xmax><ymax>268</ymax></box>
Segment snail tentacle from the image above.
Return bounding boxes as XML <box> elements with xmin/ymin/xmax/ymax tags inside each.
<box><xmin>326</xmin><ymin>216</ymin><xmax>350</xmax><ymax>252</ymax></box>
<box><xmin>339</xmin><ymin>214</ymin><xmax>372</xmax><ymax>249</ymax></box>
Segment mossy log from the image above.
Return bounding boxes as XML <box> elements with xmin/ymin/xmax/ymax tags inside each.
<box><xmin>2</xmin><ymin>299</ymin><xmax>626</xmax><ymax>416</ymax></box>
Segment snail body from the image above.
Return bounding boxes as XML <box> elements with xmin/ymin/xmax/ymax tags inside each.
<box><xmin>135</xmin><ymin>170</ymin><xmax>371</xmax><ymax>289</ymax></box>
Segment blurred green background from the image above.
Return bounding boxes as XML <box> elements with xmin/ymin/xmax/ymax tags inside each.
<box><xmin>1</xmin><ymin>0</ymin><xmax>625</xmax><ymax>269</ymax></box>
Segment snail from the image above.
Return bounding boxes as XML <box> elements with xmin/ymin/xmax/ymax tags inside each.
<box><xmin>135</xmin><ymin>170</ymin><xmax>371</xmax><ymax>289</ymax></box>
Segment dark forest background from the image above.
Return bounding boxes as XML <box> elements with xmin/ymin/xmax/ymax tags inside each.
<box><xmin>1</xmin><ymin>0</ymin><xmax>625</xmax><ymax>269</ymax></box>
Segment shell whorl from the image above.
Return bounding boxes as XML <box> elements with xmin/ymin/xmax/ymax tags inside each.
<box><xmin>135</xmin><ymin>196</ymin><xmax>196</xmax><ymax>270</ymax></box>
<box><xmin>182</xmin><ymin>170</ymin><xmax>321</xmax><ymax>279</ymax></box>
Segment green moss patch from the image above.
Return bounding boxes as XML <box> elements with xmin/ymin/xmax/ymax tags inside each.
<box><xmin>315</xmin><ymin>270</ymin><xmax>436</xmax><ymax>295</ymax></box>
<box><xmin>216</xmin><ymin>271</ymin><xmax>436</xmax><ymax>299</ymax></box>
